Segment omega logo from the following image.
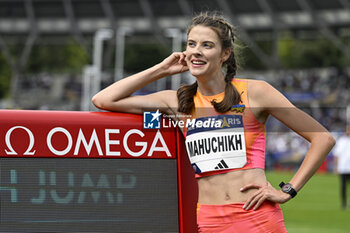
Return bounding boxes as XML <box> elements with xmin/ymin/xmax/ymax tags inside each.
<box><xmin>3</xmin><ymin>126</ymin><xmax>172</xmax><ymax>157</ymax></box>
<box><xmin>5</xmin><ymin>126</ymin><xmax>36</xmax><ymax>155</ymax></box>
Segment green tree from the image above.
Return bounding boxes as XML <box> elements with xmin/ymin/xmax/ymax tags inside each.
<box><xmin>124</xmin><ymin>43</ymin><xmax>170</xmax><ymax>73</ymax></box>
<box><xmin>26</xmin><ymin>41</ymin><xmax>89</xmax><ymax>74</ymax></box>
<box><xmin>278</xmin><ymin>34</ymin><xmax>348</xmax><ymax>68</ymax></box>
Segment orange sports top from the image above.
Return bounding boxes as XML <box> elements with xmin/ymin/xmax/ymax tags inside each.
<box><xmin>183</xmin><ymin>78</ymin><xmax>266</xmax><ymax>178</ymax></box>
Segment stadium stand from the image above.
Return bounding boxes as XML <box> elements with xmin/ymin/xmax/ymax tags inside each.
<box><xmin>0</xmin><ymin>0</ymin><xmax>349</xmax><ymax>171</ymax></box>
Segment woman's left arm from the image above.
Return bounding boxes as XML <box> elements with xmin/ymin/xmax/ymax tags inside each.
<box><xmin>241</xmin><ymin>80</ymin><xmax>336</xmax><ymax>210</ymax></box>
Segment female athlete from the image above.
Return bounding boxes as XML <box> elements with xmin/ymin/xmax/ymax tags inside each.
<box><xmin>92</xmin><ymin>12</ymin><xmax>335</xmax><ymax>232</ymax></box>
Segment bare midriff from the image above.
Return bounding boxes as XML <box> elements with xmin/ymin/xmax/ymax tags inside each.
<box><xmin>197</xmin><ymin>168</ymin><xmax>266</xmax><ymax>204</ymax></box>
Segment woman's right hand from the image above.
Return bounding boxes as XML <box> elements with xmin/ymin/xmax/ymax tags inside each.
<box><xmin>159</xmin><ymin>52</ymin><xmax>189</xmax><ymax>76</ymax></box>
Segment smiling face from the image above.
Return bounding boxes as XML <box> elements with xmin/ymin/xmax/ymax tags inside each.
<box><xmin>185</xmin><ymin>25</ymin><xmax>230</xmax><ymax>79</ymax></box>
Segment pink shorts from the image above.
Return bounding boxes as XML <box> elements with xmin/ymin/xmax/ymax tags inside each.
<box><xmin>197</xmin><ymin>201</ymin><xmax>287</xmax><ymax>233</ymax></box>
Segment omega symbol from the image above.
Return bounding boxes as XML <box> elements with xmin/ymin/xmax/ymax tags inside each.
<box><xmin>5</xmin><ymin>126</ymin><xmax>36</xmax><ymax>155</ymax></box>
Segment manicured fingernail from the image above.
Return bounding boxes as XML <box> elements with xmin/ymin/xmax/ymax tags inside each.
<box><xmin>240</xmin><ymin>188</ymin><xmax>243</xmax><ymax>191</ymax></box>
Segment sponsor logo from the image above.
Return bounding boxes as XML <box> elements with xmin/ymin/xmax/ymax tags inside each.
<box><xmin>215</xmin><ymin>159</ymin><xmax>229</xmax><ymax>170</ymax></box>
<box><xmin>186</xmin><ymin>115</ymin><xmax>243</xmax><ymax>135</ymax></box>
<box><xmin>2</xmin><ymin>126</ymin><xmax>172</xmax><ymax>158</ymax></box>
<box><xmin>191</xmin><ymin>163</ymin><xmax>202</xmax><ymax>174</ymax></box>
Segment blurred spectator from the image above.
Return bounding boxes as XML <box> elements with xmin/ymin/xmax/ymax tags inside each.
<box><xmin>260</xmin><ymin>67</ymin><xmax>349</xmax><ymax>171</ymax></box>
<box><xmin>333</xmin><ymin>126</ymin><xmax>350</xmax><ymax>209</ymax></box>
<box><xmin>2</xmin><ymin>67</ymin><xmax>349</xmax><ymax>174</ymax></box>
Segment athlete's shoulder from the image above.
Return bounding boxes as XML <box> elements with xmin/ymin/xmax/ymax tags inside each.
<box><xmin>246</xmin><ymin>79</ymin><xmax>285</xmax><ymax>108</ymax></box>
<box><xmin>232</xmin><ymin>78</ymin><xmax>273</xmax><ymax>95</ymax></box>
<box><xmin>245</xmin><ymin>79</ymin><xmax>274</xmax><ymax>95</ymax></box>
<box><xmin>234</xmin><ymin>78</ymin><xmax>270</xmax><ymax>86</ymax></box>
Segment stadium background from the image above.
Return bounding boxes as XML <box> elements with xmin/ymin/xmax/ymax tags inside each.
<box><xmin>0</xmin><ymin>0</ymin><xmax>349</xmax><ymax>232</ymax></box>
